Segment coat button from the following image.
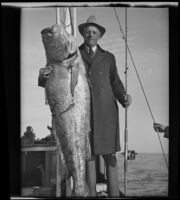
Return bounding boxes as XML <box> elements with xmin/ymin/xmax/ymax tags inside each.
<box><xmin>99</xmin><ymin>72</ymin><xmax>102</xmax><ymax>75</ymax></box>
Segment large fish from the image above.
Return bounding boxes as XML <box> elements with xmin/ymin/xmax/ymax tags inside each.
<box><xmin>41</xmin><ymin>24</ymin><xmax>91</xmax><ymax>197</ymax></box>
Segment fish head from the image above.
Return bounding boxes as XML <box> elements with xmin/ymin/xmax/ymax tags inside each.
<box><xmin>41</xmin><ymin>24</ymin><xmax>77</xmax><ymax>62</ymax></box>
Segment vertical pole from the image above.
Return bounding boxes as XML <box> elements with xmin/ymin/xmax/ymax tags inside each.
<box><xmin>65</xmin><ymin>7</ymin><xmax>72</xmax><ymax>34</ymax></box>
<box><xmin>52</xmin><ymin>118</ymin><xmax>61</xmax><ymax>197</ymax></box>
<box><xmin>56</xmin><ymin>147</ymin><xmax>61</xmax><ymax>197</ymax></box>
<box><xmin>56</xmin><ymin>7</ymin><xmax>60</xmax><ymax>25</ymax></box>
<box><xmin>73</xmin><ymin>7</ymin><xmax>77</xmax><ymax>37</ymax></box>
<box><xmin>124</xmin><ymin>7</ymin><xmax>128</xmax><ymax>197</ymax></box>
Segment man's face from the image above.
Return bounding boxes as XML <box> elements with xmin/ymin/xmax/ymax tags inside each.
<box><xmin>83</xmin><ymin>25</ymin><xmax>102</xmax><ymax>47</ymax></box>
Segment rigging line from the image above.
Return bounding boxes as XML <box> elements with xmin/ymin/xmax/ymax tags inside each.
<box><xmin>124</xmin><ymin>7</ymin><xmax>128</xmax><ymax>197</ymax></box>
<box><xmin>113</xmin><ymin>8</ymin><xmax>168</xmax><ymax>169</ymax></box>
<box><xmin>114</xmin><ymin>8</ymin><xmax>155</xmax><ymax>122</ymax></box>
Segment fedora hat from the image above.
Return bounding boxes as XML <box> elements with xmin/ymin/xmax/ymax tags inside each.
<box><xmin>78</xmin><ymin>15</ymin><xmax>106</xmax><ymax>37</ymax></box>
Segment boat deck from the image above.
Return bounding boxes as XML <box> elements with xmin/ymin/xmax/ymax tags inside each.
<box><xmin>21</xmin><ymin>183</ymin><xmax>108</xmax><ymax>197</ymax></box>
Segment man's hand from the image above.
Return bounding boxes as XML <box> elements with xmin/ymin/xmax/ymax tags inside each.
<box><xmin>124</xmin><ymin>94</ymin><xmax>132</xmax><ymax>108</ymax></box>
<box><xmin>153</xmin><ymin>123</ymin><xmax>166</xmax><ymax>133</ymax></box>
<box><xmin>39</xmin><ymin>66</ymin><xmax>53</xmax><ymax>79</ymax></box>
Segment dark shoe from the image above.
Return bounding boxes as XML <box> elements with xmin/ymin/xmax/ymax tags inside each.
<box><xmin>119</xmin><ymin>190</ymin><xmax>125</xmax><ymax>197</ymax></box>
<box><xmin>97</xmin><ymin>191</ymin><xmax>108</xmax><ymax>198</ymax></box>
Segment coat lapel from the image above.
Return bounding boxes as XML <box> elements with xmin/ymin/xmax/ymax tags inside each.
<box><xmin>91</xmin><ymin>45</ymin><xmax>106</xmax><ymax>70</ymax></box>
<box><xmin>79</xmin><ymin>44</ymin><xmax>106</xmax><ymax>72</ymax></box>
<box><xmin>79</xmin><ymin>44</ymin><xmax>91</xmax><ymax>63</ymax></box>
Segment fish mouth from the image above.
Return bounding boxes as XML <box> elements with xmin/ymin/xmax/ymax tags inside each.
<box><xmin>41</xmin><ymin>27</ymin><xmax>51</xmax><ymax>35</ymax></box>
<box><xmin>41</xmin><ymin>24</ymin><xmax>77</xmax><ymax>61</ymax></box>
<box><xmin>41</xmin><ymin>26</ymin><xmax>57</xmax><ymax>36</ymax></box>
<box><xmin>41</xmin><ymin>24</ymin><xmax>65</xmax><ymax>38</ymax></box>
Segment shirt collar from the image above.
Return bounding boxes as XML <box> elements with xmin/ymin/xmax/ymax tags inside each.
<box><xmin>91</xmin><ymin>46</ymin><xmax>97</xmax><ymax>52</ymax></box>
<box><xmin>85</xmin><ymin>45</ymin><xmax>97</xmax><ymax>53</ymax></box>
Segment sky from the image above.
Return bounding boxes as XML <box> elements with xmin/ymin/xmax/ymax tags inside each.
<box><xmin>21</xmin><ymin>6</ymin><xmax>169</xmax><ymax>154</ymax></box>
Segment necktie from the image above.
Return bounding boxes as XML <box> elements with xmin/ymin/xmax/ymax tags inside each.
<box><xmin>88</xmin><ymin>47</ymin><xmax>95</xmax><ymax>59</ymax></box>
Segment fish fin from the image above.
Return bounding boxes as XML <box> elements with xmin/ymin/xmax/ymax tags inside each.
<box><xmin>70</xmin><ymin>63</ymin><xmax>79</xmax><ymax>97</ymax></box>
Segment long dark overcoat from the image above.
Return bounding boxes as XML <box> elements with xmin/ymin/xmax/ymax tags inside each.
<box><xmin>38</xmin><ymin>44</ymin><xmax>127</xmax><ymax>155</ymax></box>
<box><xmin>79</xmin><ymin>44</ymin><xmax>126</xmax><ymax>155</ymax></box>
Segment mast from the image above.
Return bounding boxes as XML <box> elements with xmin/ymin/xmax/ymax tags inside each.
<box><xmin>73</xmin><ymin>7</ymin><xmax>77</xmax><ymax>37</ymax></box>
<box><xmin>56</xmin><ymin>7</ymin><xmax>60</xmax><ymax>24</ymax></box>
<box><xmin>124</xmin><ymin>7</ymin><xmax>128</xmax><ymax>197</ymax></box>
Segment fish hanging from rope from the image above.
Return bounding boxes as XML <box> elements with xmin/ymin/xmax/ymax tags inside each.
<box><xmin>41</xmin><ymin>24</ymin><xmax>91</xmax><ymax>197</ymax></box>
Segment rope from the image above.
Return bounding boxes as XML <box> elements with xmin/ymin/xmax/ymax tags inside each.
<box><xmin>113</xmin><ymin>8</ymin><xmax>168</xmax><ymax>169</ymax></box>
<box><xmin>124</xmin><ymin>7</ymin><xmax>128</xmax><ymax>196</ymax></box>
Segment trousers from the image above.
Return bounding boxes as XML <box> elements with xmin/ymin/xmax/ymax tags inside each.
<box><xmin>86</xmin><ymin>153</ymin><xmax>119</xmax><ymax>197</ymax></box>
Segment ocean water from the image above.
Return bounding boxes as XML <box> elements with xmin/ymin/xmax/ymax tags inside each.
<box><xmin>117</xmin><ymin>153</ymin><xmax>168</xmax><ymax>197</ymax></box>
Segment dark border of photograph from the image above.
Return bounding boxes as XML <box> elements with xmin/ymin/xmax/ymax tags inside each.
<box><xmin>2</xmin><ymin>4</ymin><xmax>179</xmax><ymax>200</ymax></box>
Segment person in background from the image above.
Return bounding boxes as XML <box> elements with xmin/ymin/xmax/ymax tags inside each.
<box><xmin>21</xmin><ymin>126</ymin><xmax>36</xmax><ymax>145</ymax></box>
<box><xmin>153</xmin><ymin>123</ymin><xmax>169</xmax><ymax>139</ymax></box>
<box><xmin>38</xmin><ymin>15</ymin><xmax>132</xmax><ymax>197</ymax></box>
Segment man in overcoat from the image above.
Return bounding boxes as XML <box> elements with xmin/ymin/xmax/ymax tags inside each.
<box><xmin>38</xmin><ymin>15</ymin><xmax>132</xmax><ymax>197</ymax></box>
